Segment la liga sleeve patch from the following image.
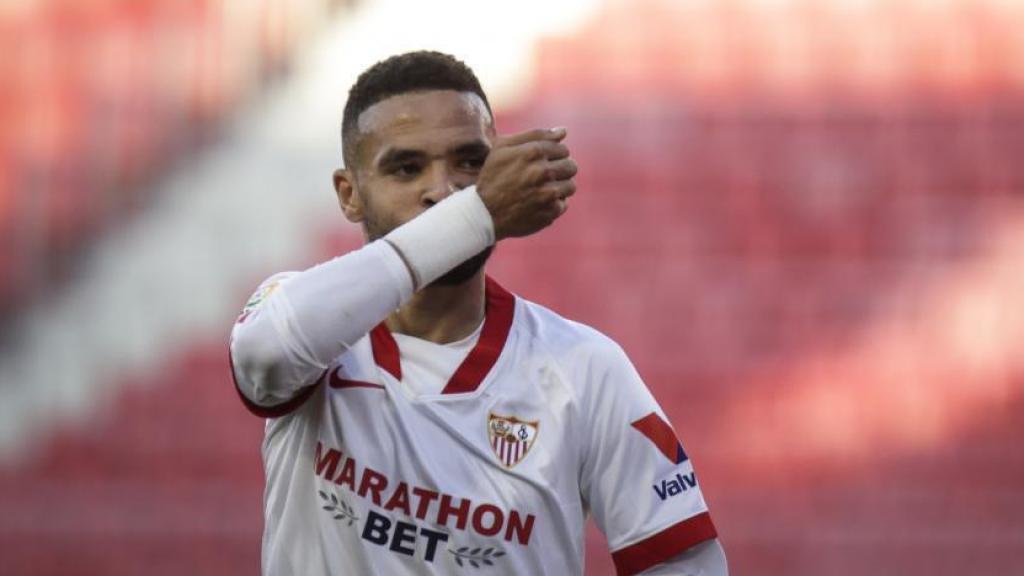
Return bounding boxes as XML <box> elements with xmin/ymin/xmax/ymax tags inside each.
<box><xmin>236</xmin><ymin>277</ymin><xmax>283</xmax><ymax>324</ymax></box>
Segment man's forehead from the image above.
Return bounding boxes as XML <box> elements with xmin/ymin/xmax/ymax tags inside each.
<box><xmin>356</xmin><ymin>90</ymin><xmax>492</xmax><ymax>145</ymax></box>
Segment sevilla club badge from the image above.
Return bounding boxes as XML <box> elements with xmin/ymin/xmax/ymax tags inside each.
<box><xmin>487</xmin><ymin>413</ymin><xmax>538</xmax><ymax>468</ymax></box>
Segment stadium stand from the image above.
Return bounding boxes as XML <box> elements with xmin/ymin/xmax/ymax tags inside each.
<box><xmin>495</xmin><ymin>2</ymin><xmax>1024</xmax><ymax>573</ymax></box>
<box><xmin>0</xmin><ymin>0</ymin><xmax>347</xmax><ymax>319</ymax></box>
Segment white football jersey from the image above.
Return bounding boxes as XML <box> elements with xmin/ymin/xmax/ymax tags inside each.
<box><xmin>232</xmin><ymin>276</ymin><xmax>717</xmax><ymax>575</ymax></box>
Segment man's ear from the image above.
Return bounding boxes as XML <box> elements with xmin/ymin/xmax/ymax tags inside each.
<box><xmin>334</xmin><ymin>168</ymin><xmax>364</xmax><ymax>223</ymax></box>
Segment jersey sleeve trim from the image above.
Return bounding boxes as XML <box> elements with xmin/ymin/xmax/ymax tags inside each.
<box><xmin>228</xmin><ymin>345</ymin><xmax>324</xmax><ymax>418</ymax></box>
<box><xmin>610</xmin><ymin>511</ymin><xmax>718</xmax><ymax>576</ymax></box>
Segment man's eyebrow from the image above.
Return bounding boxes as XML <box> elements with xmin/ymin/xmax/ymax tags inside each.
<box><xmin>376</xmin><ymin>148</ymin><xmax>425</xmax><ymax>166</ymax></box>
<box><xmin>451</xmin><ymin>140</ymin><xmax>491</xmax><ymax>156</ymax></box>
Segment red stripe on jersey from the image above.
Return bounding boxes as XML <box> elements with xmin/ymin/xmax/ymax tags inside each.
<box><xmin>368</xmin><ymin>277</ymin><xmax>516</xmax><ymax>395</ymax></box>
<box><xmin>443</xmin><ymin>277</ymin><xmax>515</xmax><ymax>395</ymax></box>
<box><xmin>611</xmin><ymin>512</ymin><xmax>718</xmax><ymax>576</ymax></box>
<box><xmin>630</xmin><ymin>412</ymin><xmax>684</xmax><ymax>464</ymax></box>
<box><xmin>370</xmin><ymin>323</ymin><xmax>402</xmax><ymax>380</ymax></box>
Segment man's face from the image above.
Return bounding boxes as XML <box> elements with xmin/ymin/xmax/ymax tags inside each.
<box><xmin>336</xmin><ymin>90</ymin><xmax>495</xmax><ymax>285</ymax></box>
<box><xmin>344</xmin><ymin>90</ymin><xmax>494</xmax><ymax>237</ymax></box>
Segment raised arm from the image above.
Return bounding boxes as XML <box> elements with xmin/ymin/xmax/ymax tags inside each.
<box><xmin>229</xmin><ymin>127</ymin><xmax>577</xmax><ymax>412</ymax></box>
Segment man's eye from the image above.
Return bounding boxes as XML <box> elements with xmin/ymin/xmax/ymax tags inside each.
<box><xmin>458</xmin><ymin>157</ymin><xmax>486</xmax><ymax>171</ymax></box>
<box><xmin>393</xmin><ymin>163</ymin><xmax>421</xmax><ymax>177</ymax></box>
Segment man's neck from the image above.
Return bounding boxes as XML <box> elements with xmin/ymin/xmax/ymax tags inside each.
<box><xmin>385</xmin><ymin>271</ymin><xmax>486</xmax><ymax>344</ymax></box>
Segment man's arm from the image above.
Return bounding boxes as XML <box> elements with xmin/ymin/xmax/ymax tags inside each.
<box><xmin>577</xmin><ymin>338</ymin><xmax>721</xmax><ymax>575</ymax></box>
<box><xmin>228</xmin><ymin>234</ymin><xmax>422</xmax><ymax>410</ymax></box>
<box><xmin>639</xmin><ymin>538</ymin><xmax>728</xmax><ymax>575</ymax></box>
<box><xmin>229</xmin><ymin>128</ymin><xmax>577</xmax><ymax>411</ymax></box>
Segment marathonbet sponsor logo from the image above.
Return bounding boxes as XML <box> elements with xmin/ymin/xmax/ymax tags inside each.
<box><xmin>487</xmin><ymin>413</ymin><xmax>538</xmax><ymax>468</ymax></box>
<box><xmin>313</xmin><ymin>441</ymin><xmax>535</xmax><ymax>565</ymax></box>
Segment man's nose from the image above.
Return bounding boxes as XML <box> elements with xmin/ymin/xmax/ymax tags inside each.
<box><xmin>421</xmin><ymin>168</ymin><xmax>457</xmax><ymax>206</ymax></box>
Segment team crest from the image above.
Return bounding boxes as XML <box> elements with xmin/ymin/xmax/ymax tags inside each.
<box><xmin>487</xmin><ymin>413</ymin><xmax>538</xmax><ymax>468</ymax></box>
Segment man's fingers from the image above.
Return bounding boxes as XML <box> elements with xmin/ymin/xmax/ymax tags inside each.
<box><xmin>556</xmin><ymin>198</ymin><xmax>569</xmax><ymax>216</ymax></box>
<box><xmin>544</xmin><ymin>158</ymin><xmax>577</xmax><ymax>182</ymax></box>
<box><xmin>496</xmin><ymin>127</ymin><xmax>567</xmax><ymax>148</ymax></box>
<box><xmin>520</xmin><ymin>141</ymin><xmax>569</xmax><ymax>163</ymax></box>
<box><xmin>551</xmin><ymin>195</ymin><xmax>570</xmax><ymax>219</ymax></box>
<box><xmin>479</xmin><ymin>125</ymin><xmax>575</xmax><ymax>240</ymax></box>
<box><xmin>541</xmin><ymin>141</ymin><xmax>570</xmax><ymax>161</ymax></box>
<box><xmin>541</xmin><ymin>178</ymin><xmax>577</xmax><ymax>200</ymax></box>
<box><xmin>560</xmin><ymin>179</ymin><xmax>577</xmax><ymax>199</ymax></box>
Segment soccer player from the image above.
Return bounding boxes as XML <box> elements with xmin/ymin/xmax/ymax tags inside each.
<box><xmin>230</xmin><ymin>51</ymin><xmax>727</xmax><ymax>575</ymax></box>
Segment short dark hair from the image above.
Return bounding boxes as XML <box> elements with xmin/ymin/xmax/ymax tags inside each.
<box><xmin>341</xmin><ymin>50</ymin><xmax>492</xmax><ymax>167</ymax></box>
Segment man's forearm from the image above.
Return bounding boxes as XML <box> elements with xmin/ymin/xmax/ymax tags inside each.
<box><xmin>229</xmin><ymin>187</ymin><xmax>494</xmax><ymax>407</ymax></box>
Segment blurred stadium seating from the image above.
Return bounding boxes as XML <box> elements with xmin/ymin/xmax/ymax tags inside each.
<box><xmin>2</xmin><ymin>0</ymin><xmax>1023</xmax><ymax>574</ymax></box>
<box><xmin>0</xmin><ymin>0</ymin><xmax>348</xmax><ymax>318</ymax></box>
<box><xmin>496</xmin><ymin>2</ymin><xmax>1024</xmax><ymax>573</ymax></box>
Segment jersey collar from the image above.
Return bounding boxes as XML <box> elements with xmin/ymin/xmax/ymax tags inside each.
<box><xmin>368</xmin><ymin>276</ymin><xmax>516</xmax><ymax>395</ymax></box>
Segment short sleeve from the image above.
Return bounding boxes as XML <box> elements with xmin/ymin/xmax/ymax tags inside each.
<box><xmin>578</xmin><ymin>341</ymin><xmax>718</xmax><ymax>576</ymax></box>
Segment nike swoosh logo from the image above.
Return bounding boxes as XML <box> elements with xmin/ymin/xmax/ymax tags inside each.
<box><xmin>328</xmin><ymin>367</ymin><xmax>384</xmax><ymax>390</ymax></box>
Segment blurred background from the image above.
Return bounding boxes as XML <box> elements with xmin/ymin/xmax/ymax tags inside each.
<box><xmin>1</xmin><ymin>0</ymin><xmax>1023</xmax><ymax>574</ymax></box>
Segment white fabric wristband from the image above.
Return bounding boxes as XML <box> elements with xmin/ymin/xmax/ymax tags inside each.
<box><xmin>384</xmin><ymin>185</ymin><xmax>495</xmax><ymax>288</ymax></box>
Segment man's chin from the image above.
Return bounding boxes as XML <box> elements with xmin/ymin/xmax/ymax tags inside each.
<box><xmin>429</xmin><ymin>247</ymin><xmax>494</xmax><ymax>287</ymax></box>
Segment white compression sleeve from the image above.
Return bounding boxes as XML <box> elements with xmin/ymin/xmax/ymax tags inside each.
<box><xmin>229</xmin><ymin>186</ymin><xmax>495</xmax><ymax>407</ymax></box>
<box><xmin>385</xmin><ymin>185</ymin><xmax>494</xmax><ymax>289</ymax></box>
<box><xmin>230</xmin><ymin>241</ymin><xmax>412</xmax><ymax>406</ymax></box>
